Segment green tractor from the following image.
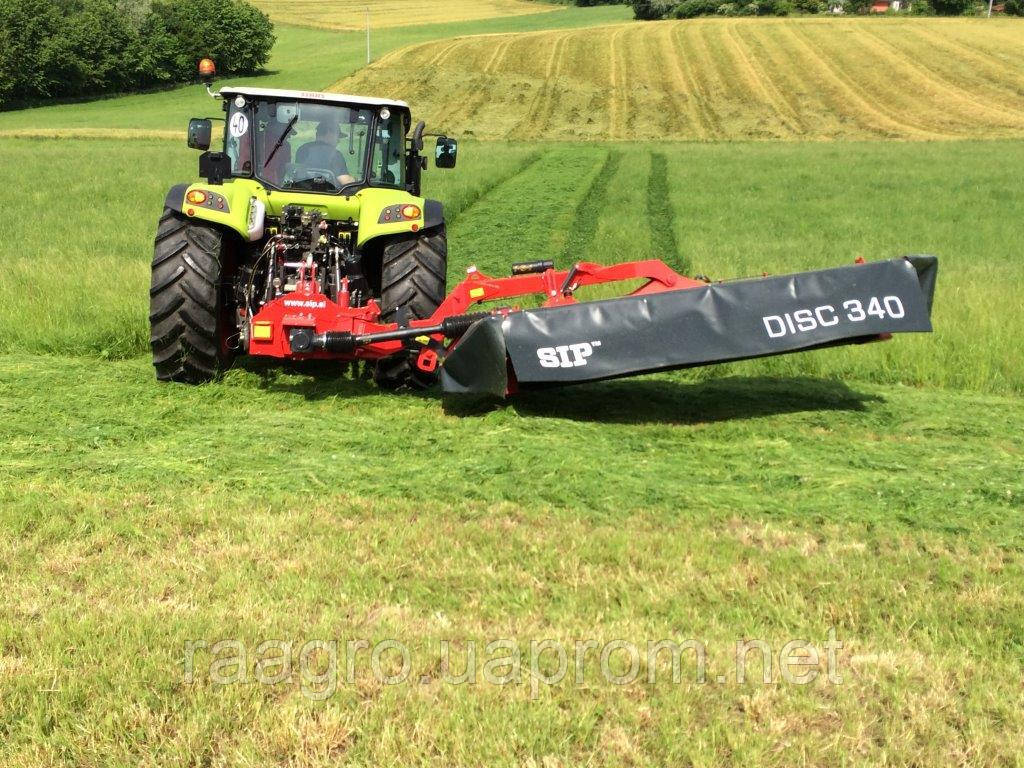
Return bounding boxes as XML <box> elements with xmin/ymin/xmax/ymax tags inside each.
<box><xmin>152</xmin><ymin>61</ymin><xmax>457</xmax><ymax>387</ymax></box>
<box><xmin>153</xmin><ymin>65</ymin><xmax>938</xmax><ymax>402</ymax></box>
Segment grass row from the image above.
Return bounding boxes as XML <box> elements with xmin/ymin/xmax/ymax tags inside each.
<box><xmin>1</xmin><ymin>137</ymin><xmax>1021</xmax><ymax>394</ymax></box>
<box><xmin>442</xmin><ymin>140</ymin><xmax>1023</xmax><ymax>394</ymax></box>
<box><xmin>1</xmin><ymin>353</ymin><xmax>1022</xmax><ymax>766</ymax></box>
<box><xmin>337</xmin><ymin>17</ymin><xmax>1024</xmax><ymax>141</ymax></box>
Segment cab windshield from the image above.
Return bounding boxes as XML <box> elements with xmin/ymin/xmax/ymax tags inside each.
<box><xmin>225</xmin><ymin>98</ymin><xmax>402</xmax><ymax>193</ymax></box>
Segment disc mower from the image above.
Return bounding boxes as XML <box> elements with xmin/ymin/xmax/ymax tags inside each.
<box><xmin>152</xmin><ymin>60</ymin><xmax>937</xmax><ymax>399</ymax></box>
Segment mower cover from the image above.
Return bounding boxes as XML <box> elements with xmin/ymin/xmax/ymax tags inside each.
<box><xmin>441</xmin><ymin>256</ymin><xmax>937</xmax><ymax>397</ymax></box>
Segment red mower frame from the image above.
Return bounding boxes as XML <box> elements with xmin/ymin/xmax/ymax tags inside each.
<box><xmin>246</xmin><ymin>258</ymin><xmax>705</xmax><ymax>372</ymax></box>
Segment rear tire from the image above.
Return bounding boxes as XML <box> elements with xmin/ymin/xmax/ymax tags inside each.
<box><xmin>149</xmin><ymin>207</ymin><xmax>232</xmax><ymax>383</ymax></box>
<box><xmin>374</xmin><ymin>226</ymin><xmax>447</xmax><ymax>389</ymax></box>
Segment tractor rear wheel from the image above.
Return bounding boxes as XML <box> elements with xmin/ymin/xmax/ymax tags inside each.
<box><xmin>149</xmin><ymin>207</ymin><xmax>233</xmax><ymax>383</ymax></box>
<box><xmin>374</xmin><ymin>226</ymin><xmax>448</xmax><ymax>389</ymax></box>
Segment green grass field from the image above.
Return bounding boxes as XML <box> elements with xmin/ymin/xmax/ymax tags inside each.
<box><xmin>2</xmin><ymin>7</ymin><xmax>1023</xmax><ymax>766</ymax></box>
<box><xmin>1</xmin><ymin>137</ymin><xmax>1019</xmax><ymax>393</ymax></box>
<box><xmin>2</xmin><ymin>355</ymin><xmax>1023</xmax><ymax>765</ymax></box>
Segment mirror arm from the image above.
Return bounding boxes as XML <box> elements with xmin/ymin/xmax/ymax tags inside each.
<box><xmin>411</xmin><ymin>120</ymin><xmax>425</xmax><ymax>152</ymax></box>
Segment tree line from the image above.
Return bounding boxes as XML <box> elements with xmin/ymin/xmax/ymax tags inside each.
<box><xmin>0</xmin><ymin>0</ymin><xmax>274</xmax><ymax>108</ymax></box>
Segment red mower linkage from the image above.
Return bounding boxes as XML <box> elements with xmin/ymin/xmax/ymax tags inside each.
<box><xmin>246</xmin><ymin>254</ymin><xmax>937</xmax><ymax>398</ymax></box>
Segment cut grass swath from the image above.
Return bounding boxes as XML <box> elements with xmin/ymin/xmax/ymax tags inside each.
<box><xmin>336</xmin><ymin>18</ymin><xmax>1024</xmax><ymax>142</ymax></box>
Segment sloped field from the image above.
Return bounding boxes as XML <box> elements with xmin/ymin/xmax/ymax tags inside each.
<box><xmin>334</xmin><ymin>18</ymin><xmax>1024</xmax><ymax>141</ymax></box>
<box><xmin>249</xmin><ymin>0</ymin><xmax>561</xmax><ymax>31</ymax></box>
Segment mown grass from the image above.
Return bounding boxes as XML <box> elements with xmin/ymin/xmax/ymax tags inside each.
<box><xmin>2</xmin><ymin>8</ymin><xmax>1023</xmax><ymax>765</ymax></box>
<box><xmin>337</xmin><ymin>17</ymin><xmax>1024</xmax><ymax>141</ymax></box>
<box><xmin>0</xmin><ymin>5</ymin><xmax>630</xmax><ymax>136</ymax></box>
<box><xmin>249</xmin><ymin>0</ymin><xmax>563</xmax><ymax>30</ymax></box>
<box><xmin>1</xmin><ymin>354</ymin><xmax>1022</xmax><ymax>766</ymax></box>
<box><xmin>1</xmin><ymin>136</ymin><xmax>1020</xmax><ymax>393</ymax></box>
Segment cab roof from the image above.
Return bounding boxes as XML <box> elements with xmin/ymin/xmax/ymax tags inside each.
<box><xmin>218</xmin><ymin>86</ymin><xmax>409</xmax><ymax>110</ymax></box>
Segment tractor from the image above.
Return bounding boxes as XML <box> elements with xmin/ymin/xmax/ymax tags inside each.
<box><xmin>152</xmin><ymin>59</ymin><xmax>456</xmax><ymax>388</ymax></box>
<box><xmin>153</xmin><ymin>60</ymin><xmax>937</xmax><ymax>400</ymax></box>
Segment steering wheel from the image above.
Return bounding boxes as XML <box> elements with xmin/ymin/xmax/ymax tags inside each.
<box><xmin>282</xmin><ymin>164</ymin><xmax>340</xmax><ymax>189</ymax></box>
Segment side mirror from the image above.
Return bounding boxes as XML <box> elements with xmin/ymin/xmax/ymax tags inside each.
<box><xmin>188</xmin><ymin>118</ymin><xmax>212</xmax><ymax>151</ymax></box>
<box><xmin>435</xmin><ymin>136</ymin><xmax>457</xmax><ymax>169</ymax></box>
<box><xmin>199</xmin><ymin>152</ymin><xmax>231</xmax><ymax>184</ymax></box>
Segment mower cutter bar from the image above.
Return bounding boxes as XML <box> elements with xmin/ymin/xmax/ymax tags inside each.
<box><xmin>440</xmin><ymin>255</ymin><xmax>938</xmax><ymax>397</ymax></box>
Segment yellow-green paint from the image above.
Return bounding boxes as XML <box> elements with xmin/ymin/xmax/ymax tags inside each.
<box><xmin>175</xmin><ymin>178</ymin><xmax>429</xmax><ymax>248</ymax></box>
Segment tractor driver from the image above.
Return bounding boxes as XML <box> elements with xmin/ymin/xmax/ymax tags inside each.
<box><xmin>296</xmin><ymin>120</ymin><xmax>356</xmax><ymax>187</ymax></box>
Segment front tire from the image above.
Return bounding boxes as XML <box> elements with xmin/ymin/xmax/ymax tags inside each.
<box><xmin>149</xmin><ymin>207</ymin><xmax>232</xmax><ymax>383</ymax></box>
<box><xmin>374</xmin><ymin>226</ymin><xmax>448</xmax><ymax>389</ymax></box>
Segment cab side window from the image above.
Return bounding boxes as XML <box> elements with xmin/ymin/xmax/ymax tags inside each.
<box><xmin>370</xmin><ymin>114</ymin><xmax>404</xmax><ymax>187</ymax></box>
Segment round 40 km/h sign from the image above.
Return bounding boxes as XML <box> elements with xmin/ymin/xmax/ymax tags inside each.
<box><xmin>229</xmin><ymin>112</ymin><xmax>249</xmax><ymax>138</ymax></box>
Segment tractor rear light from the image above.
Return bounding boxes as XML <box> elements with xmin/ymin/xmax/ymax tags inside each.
<box><xmin>401</xmin><ymin>205</ymin><xmax>421</xmax><ymax>220</ymax></box>
<box><xmin>186</xmin><ymin>190</ymin><xmax>208</xmax><ymax>205</ymax></box>
<box><xmin>252</xmin><ymin>322</ymin><xmax>274</xmax><ymax>341</ymax></box>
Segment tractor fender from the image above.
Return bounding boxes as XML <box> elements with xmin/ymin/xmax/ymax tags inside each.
<box><xmin>163</xmin><ymin>183</ymin><xmax>189</xmax><ymax>214</ymax></box>
<box><xmin>424</xmin><ymin>199</ymin><xmax>444</xmax><ymax>230</ymax></box>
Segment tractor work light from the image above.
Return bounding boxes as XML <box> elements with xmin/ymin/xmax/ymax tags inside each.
<box><xmin>186</xmin><ymin>190</ymin><xmax>208</xmax><ymax>205</ymax></box>
<box><xmin>401</xmin><ymin>205</ymin><xmax>421</xmax><ymax>220</ymax></box>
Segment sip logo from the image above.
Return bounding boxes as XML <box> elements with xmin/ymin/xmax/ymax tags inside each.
<box><xmin>537</xmin><ymin>341</ymin><xmax>602</xmax><ymax>368</ymax></box>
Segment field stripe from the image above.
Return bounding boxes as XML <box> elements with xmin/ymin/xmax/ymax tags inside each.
<box><xmin>426</xmin><ymin>39</ymin><xmax>465</xmax><ymax>68</ymax></box>
<box><xmin>670</xmin><ymin>25</ymin><xmax>723</xmax><ymax>139</ymax></box>
<box><xmin>443</xmin><ymin>149</ymin><xmax>546</xmax><ymax>227</ymax></box>
<box><xmin>522</xmin><ymin>32</ymin><xmax>574</xmax><ymax>139</ymax></box>
<box><xmin>722</xmin><ymin>22</ymin><xmax>801</xmax><ymax>136</ymax></box>
<box><xmin>677</xmin><ymin>24</ymin><xmax>727</xmax><ymax>139</ymax></box>
<box><xmin>560</xmin><ymin>149</ymin><xmax>622</xmax><ymax>262</ymax></box>
<box><xmin>650</xmin><ymin>24</ymin><xmax>705</xmax><ymax>140</ymax></box>
<box><xmin>607</xmin><ymin>27</ymin><xmax>629</xmax><ymax>140</ymax></box>
<box><xmin>483</xmin><ymin>36</ymin><xmax>515</xmax><ymax>74</ymax></box>
<box><xmin>450</xmin><ymin>148</ymin><xmax>609</xmax><ymax>273</ymax></box>
<box><xmin>781</xmin><ymin>24</ymin><xmax>946</xmax><ymax>140</ymax></box>
<box><xmin>742</xmin><ymin>24</ymin><xmax>812</xmax><ymax>136</ymax></box>
<box><xmin>333</xmin><ymin>19</ymin><xmax>1024</xmax><ymax>142</ymax></box>
<box><xmin>857</xmin><ymin>27</ymin><xmax>1024</xmax><ymax>130</ymax></box>
<box><xmin>0</xmin><ymin>129</ymin><xmax>182</xmax><ymax>141</ymax></box>
<box><xmin>907</xmin><ymin>25</ymin><xmax>1024</xmax><ymax>100</ymax></box>
<box><xmin>646</xmin><ymin>151</ymin><xmax>683</xmax><ymax>272</ymax></box>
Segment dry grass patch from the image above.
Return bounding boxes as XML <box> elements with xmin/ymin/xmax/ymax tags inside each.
<box><xmin>249</xmin><ymin>0</ymin><xmax>561</xmax><ymax>31</ymax></box>
<box><xmin>334</xmin><ymin>18</ymin><xmax>1024</xmax><ymax>141</ymax></box>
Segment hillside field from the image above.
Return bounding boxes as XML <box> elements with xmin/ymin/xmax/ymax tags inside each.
<box><xmin>0</xmin><ymin>5</ymin><xmax>629</xmax><ymax>136</ymax></box>
<box><xmin>2</xmin><ymin>7</ymin><xmax>1024</xmax><ymax>767</ymax></box>
<box><xmin>337</xmin><ymin>17</ymin><xmax>1024</xmax><ymax>140</ymax></box>
<box><xmin>249</xmin><ymin>0</ymin><xmax>562</xmax><ymax>30</ymax></box>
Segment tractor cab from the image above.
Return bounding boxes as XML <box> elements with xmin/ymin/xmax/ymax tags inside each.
<box><xmin>186</xmin><ymin>86</ymin><xmax>457</xmax><ymax>198</ymax></box>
